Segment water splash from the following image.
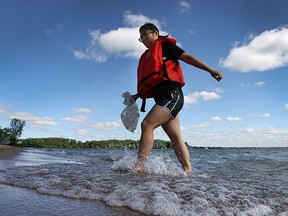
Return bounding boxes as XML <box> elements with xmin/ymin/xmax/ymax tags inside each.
<box><xmin>111</xmin><ymin>152</ymin><xmax>186</xmax><ymax>177</ymax></box>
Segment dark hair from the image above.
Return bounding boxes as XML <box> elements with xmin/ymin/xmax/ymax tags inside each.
<box><xmin>139</xmin><ymin>23</ymin><xmax>169</xmax><ymax>38</ymax></box>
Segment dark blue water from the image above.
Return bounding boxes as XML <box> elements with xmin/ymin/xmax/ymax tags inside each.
<box><xmin>1</xmin><ymin>147</ymin><xmax>288</xmax><ymax>215</ymax></box>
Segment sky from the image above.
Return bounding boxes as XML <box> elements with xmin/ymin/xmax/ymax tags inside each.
<box><xmin>0</xmin><ymin>0</ymin><xmax>288</xmax><ymax>147</ymax></box>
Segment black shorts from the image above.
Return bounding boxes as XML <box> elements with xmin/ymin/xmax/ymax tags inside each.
<box><xmin>153</xmin><ymin>84</ymin><xmax>184</xmax><ymax>119</ymax></box>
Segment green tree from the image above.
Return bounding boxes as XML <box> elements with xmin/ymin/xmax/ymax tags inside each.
<box><xmin>9</xmin><ymin>118</ymin><xmax>26</xmax><ymax>145</ymax></box>
<box><xmin>0</xmin><ymin>127</ymin><xmax>10</xmax><ymax>144</ymax></box>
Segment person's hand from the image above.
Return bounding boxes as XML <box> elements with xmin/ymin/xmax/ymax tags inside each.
<box><xmin>210</xmin><ymin>70</ymin><xmax>223</xmax><ymax>82</ymax></box>
<box><xmin>131</xmin><ymin>94</ymin><xmax>139</xmax><ymax>102</ymax></box>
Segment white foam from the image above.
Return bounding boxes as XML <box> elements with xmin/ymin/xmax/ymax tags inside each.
<box><xmin>111</xmin><ymin>155</ymin><xmax>137</xmax><ymax>172</ymax></box>
<box><xmin>241</xmin><ymin>205</ymin><xmax>273</xmax><ymax>216</ymax></box>
<box><xmin>111</xmin><ymin>153</ymin><xmax>186</xmax><ymax>177</ymax></box>
<box><xmin>104</xmin><ymin>183</ymin><xmax>182</xmax><ymax>216</ymax></box>
<box><xmin>278</xmin><ymin>212</ymin><xmax>288</xmax><ymax>216</ymax></box>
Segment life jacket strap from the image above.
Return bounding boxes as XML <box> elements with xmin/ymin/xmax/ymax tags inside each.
<box><xmin>140</xmin><ymin>98</ymin><xmax>146</xmax><ymax>112</ymax></box>
<box><xmin>138</xmin><ymin>71</ymin><xmax>161</xmax><ymax>88</ymax></box>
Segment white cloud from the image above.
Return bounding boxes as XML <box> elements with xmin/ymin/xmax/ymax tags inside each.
<box><xmin>240</xmin><ymin>81</ymin><xmax>266</xmax><ymax>88</ymax></box>
<box><xmin>188</xmin><ymin>29</ymin><xmax>196</xmax><ymax>35</ymax></box>
<box><xmin>211</xmin><ymin>116</ymin><xmax>224</xmax><ymax>121</ymax></box>
<box><xmin>250</xmin><ymin>113</ymin><xmax>271</xmax><ymax>118</ymax></box>
<box><xmin>9</xmin><ymin>112</ymin><xmax>58</xmax><ymax>127</ymax></box>
<box><xmin>62</xmin><ymin>108</ymin><xmax>93</xmax><ymax>123</ymax></box>
<box><xmin>179</xmin><ymin>1</ymin><xmax>191</xmax><ymax>13</ymax></box>
<box><xmin>0</xmin><ymin>104</ymin><xmax>58</xmax><ymax>127</ymax></box>
<box><xmin>98</xmin><ymin>27</ymin><xmax>144</xmax><ymax>58</ymax></box>
<box><xmin>182</xmin><ymin>127</ymin><xmax>288</xmax><ymax>147</ymax></box>
<box><xmin>123</xmin><ymin>10</ymin><xmax>161</xmax><ymax>28</ymax></box>
<box><xmin>254</xmin><ymin>81</ymin><xmax>266</xmax><ymax>87</ymax></box>
<box><xmin>0</xmin><ymin>104</ymin><xmax>9</xmax><ymax>114</ymax></box>
<box><xmin>212</xmin><ymin>116</ymin><xmax>247</xmax><ymax>122</ymax></box>
<box><xmin>220</xmin><ymin>26</ymin><xmax>288</xmax><ymax>72</ymax></box>
<box><xmin>73</xmin><ymin>30</ymin><xmax>108</xmax><ymax>62</ymax></box>
<box><xmin>62</xmin><ymin>115</ymin><xmax>89</xmax><ymax>123</ymax></box>
<box><xmin>73</xmin><ymin>11</ymin><xmax>164</xmax><ymax>62</ymax></box>
<box><xmin>191</xmin><ymin>122</ymin><xmax>212</xmax><ymax>128</ymax></box>
<box><xmin>209</xmin><ymin>116</ymin><xmax>243</xmax><ymax>122</ymax></box>
<box><xmin>74</xmin><ymin>108</ymin><xmax>93</xmax><ymax>114</ymax></box>
<box><xmin>284</xmin><ymin>103</ymin><xmax>288</xmax><ymax>110</ymax></box>
<box><xmin>184</xmin><ymin>89</ymin><xmax>222</xmax><ymax>105</ymax></box>
<box><xmin>90</xmin><ymin>120</ymin><xmax>122</xmax><ymax>130</ymax></box>
<box><xmin>214</xmin><ymin>88</ymin><xmax>224</xmax><ymax>94</ymax></box>
<box><xmin>180</xmin><ymin>126</ymin><xmax>189</xmax><ymax>131</ymax></box>
<box><xmin>73</xmin><ymin>50</ymin><xmax>91</xmax><ymax>60</ymax></box>
<box><xmin>226</xmin><ymin>117</ymin><xmax>243</xmax><ymax>121</ymax></box>
<box><xmin>240</xmin><ymin>83</ymin><xmax>251</xmax><ymax>87</ymax></box>
<box><xmin>45</xmin><ymin>23</ymin><xmax>64</xmax><ymax>35</ymax></box>
<box><xmin>75</xmin><ymin>129</ymin><xmax>87</xmax><ymax>137</ymax></box>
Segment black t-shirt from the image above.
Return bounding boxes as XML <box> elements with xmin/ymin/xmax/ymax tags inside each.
<box><xmin>152</xmin><ymin>41</ymin><xmax>185</xmax><ymax>96</ymax></box>
<box><xmin>162</xmin><ymin>41</ymin><xmax>185</xmax><ymax>60</ymax></box>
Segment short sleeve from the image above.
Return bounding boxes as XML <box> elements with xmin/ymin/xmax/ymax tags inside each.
<box><xmin>162</xmin><ymin>41</ymin><xmax>185</xmax><ymax>60</ymax></box>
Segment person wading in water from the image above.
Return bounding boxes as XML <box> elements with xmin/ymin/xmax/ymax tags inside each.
<box><xmin>132</xmin><ymin>23</ymin><xmax>223</xmax><ymax>173</ymax></box>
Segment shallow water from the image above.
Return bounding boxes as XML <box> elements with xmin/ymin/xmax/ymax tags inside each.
<box><xmin>1</xmin><ymin>147</ymin><xmax>288</xmax><ymax>216</ymax></box>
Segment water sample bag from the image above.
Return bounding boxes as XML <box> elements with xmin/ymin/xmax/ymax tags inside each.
<box><xmin>121</xmin><ymin>91</ymin><xmax>140</xmax><ymax>132</ymax></box>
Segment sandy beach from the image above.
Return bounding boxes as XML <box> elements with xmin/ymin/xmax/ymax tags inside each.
<box><xmin>0</xmin><ymin>145</ymin><xmax>24</xmax><ymax>170</ymax></box>
<box><xmin>0</xmin><ymin>144</ymin><xmax>23</xmax><ymax>151</ymax></box>
<box><xmin>0</xmin><ymin>144</ymin><xmax>23</xmax><ymax>159</ymax></box>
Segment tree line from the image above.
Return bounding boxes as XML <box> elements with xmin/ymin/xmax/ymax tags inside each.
<box><xmin>1</xmin><ymin>118</ymin><xmax>189</xmax><ymax>149</ymax></box>
<box><xmin>19</xmin><ymin>138</ymin><xmax>175</xmax><ymax>149</ymax></box>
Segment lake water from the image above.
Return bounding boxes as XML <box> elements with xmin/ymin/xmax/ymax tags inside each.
<box><xmin>1</xmin><ymin>147</ymin><xmax>288</xmax><ymax>215</ymax></box>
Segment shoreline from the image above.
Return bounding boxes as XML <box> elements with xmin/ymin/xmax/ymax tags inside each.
<box><xmin>0</xmin><ymin>145</ymin><xmax>23</xmax><ymax>160</ymax></box>
<box><xmin>0</xmin><ymin>146</ymin><xmax>145</xmax><ymax>216</ymax></box>
<box><xmin>0</xmin><ymin>144</ymin><xmax>23</xmax><ymax>151</ymax></box>
<box><xmin>0</xmin><ymin>184</ymin><xmax>145</xmax><ymax>216</ymax></box>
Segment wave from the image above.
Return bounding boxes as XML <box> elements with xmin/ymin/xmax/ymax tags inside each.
<box><xmin>1</xmin><ymin>148</ymin><xmax>288</xmax><ymax>215</ymax></box>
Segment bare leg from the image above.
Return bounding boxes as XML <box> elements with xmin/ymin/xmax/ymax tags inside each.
<box><xmin>162</xmin><ymin>116</ymin><xmax>192</xmax><ymax>173</ymax></box>
<box><xmin>134</xmin><ymin>105</ymin><xmax>171</xmax><ymax>171</ymax></box>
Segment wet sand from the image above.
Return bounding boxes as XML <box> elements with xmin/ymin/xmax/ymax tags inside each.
<box><xmin>0</xmin><ymin>184</ymin><xmax>144</xmax><ymax>216</ymax></box>
<box><xmin>0</xmin><ymin>146</ymin><xmax>144</xmax><ymax>216</ymax></box>
<box><xmin>0</xmin><ymin>145</ymin><xmax>24</xmax><ymax>171</ymax></box>
<box><xmin>0</xmin><ymin>145</ymin><xmax>23</xmax><ymax>159</ymax></box>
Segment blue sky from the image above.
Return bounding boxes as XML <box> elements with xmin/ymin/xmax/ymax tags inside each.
<box><xmin>1</xmin><ymin>0</ymin><xmax>287</xmax><ymax>147</ymax></box>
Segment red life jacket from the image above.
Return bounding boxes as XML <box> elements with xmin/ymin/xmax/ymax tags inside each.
<box><xmin>137</xmin><ymin>37</ymin><xmax>185</xmax><ymax>99</ymax></box>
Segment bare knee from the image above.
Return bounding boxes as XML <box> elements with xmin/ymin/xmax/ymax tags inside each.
<box><xmin>141</xmin><ymin>119</ymin><xmax>155</xmax><ymax>132</ymax></box>
<box><xmin>169</xmin><ymin>134</ymin><xmax>183</xmax><ymax>146</ymax></box>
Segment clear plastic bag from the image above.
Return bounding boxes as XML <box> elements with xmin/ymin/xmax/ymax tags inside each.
<box><xmin>121</xmin><ymin>91</ymin><xmax>140</xmax><ymax>132</ymax></box>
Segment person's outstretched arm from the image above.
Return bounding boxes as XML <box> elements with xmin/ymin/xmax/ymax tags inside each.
<box><xmin>178</xmin><ymin>52</ymin><xmax>223</xmax><ymax>81</ymax></box>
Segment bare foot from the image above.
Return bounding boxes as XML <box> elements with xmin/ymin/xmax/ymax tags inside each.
<box><xmin>133</xmin><ymin>161</ymin><xmax>144</xmax><ymax>172</ymax></box>
<box><xmin>184</xmin><ymin>167</ymin><xmax>192</xmax><ymax>173</ymax></box>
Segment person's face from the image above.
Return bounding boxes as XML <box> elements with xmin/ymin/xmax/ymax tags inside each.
<box><xmin>139</xmin><ymin>29</ymin><xmax>158</xmax><ymax>48</ymax></box>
